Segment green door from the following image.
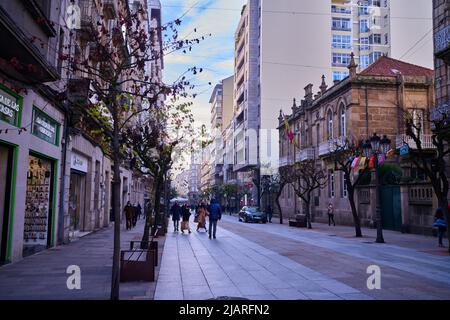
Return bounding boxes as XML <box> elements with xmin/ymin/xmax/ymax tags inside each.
<box><xmin>380</xmin><ymin>186</ymin><xmax>402</xmax><ymax>231</ymax></box>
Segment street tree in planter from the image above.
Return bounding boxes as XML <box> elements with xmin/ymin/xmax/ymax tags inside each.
<box><xmin>285</xmin><ymin>160</ymin><xmax>327</xmax><ymax>229</ymax></box>
<box><xmin>65</xmin><ymin>6</ymin><xmax>208</xmax><ymax>299</ymax></box>
<box><xmin>404</xmin><ymin>110</ymin><xmax>450</xmax><ymax>252</ymax></box>
<box><xmin>330</xmin><ymin>138</ymin><xmax>369</xmax><ymax>237</ymax></box>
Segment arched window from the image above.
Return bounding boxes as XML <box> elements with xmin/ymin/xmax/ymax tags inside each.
<box><xmin>327</xmin><ymin>110</ymin><xmax>333</xmax><ymax>140</ymax></box>
<box><xmin>339</xmin><ymin>105</ymin><xmax>346</xmax><ymax>137</ymax></box>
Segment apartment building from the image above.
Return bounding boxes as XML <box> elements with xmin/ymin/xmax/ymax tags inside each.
<box><xmin>230</xmin><ymin>0</ymin><xmax>432</xmax><ymax>207</ymax></box>
<box><xmin>188</xmin><ymin>150</ymin><xmax>202</xmax><ymax>203</ymax></box>
<box><xmin>278</xmin><ymin>56</ymin><xmax>436</xmax><ymax>235</ymax></box>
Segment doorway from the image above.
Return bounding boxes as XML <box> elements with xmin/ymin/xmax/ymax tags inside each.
<box><xmin>69</xmin><ymin>170</ymin><xmax>86</xmax><ymax>237</ymax></box>
<box><xmin>0</xmin><ymin>143</ymin><xmax>14</xmax><ymax>263</ymax></box>
<box><xmin>380</xmin><ymin>185</ymin><xmax>402</xmax><ymax>232</ymax></box>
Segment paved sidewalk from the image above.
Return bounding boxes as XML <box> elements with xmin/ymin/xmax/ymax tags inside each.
<box><xmin>0</xmin><ymin>219</ymin><xmax>162</xmax><ymax>300</ymax></box>
<box><xmin>154</xmin><ymin>216</ymin><xmax>450</xmax><ymax>300</ymax></box>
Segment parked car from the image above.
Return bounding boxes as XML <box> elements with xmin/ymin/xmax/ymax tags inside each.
<box><xmin>238</xmin><ymin>206</ymin><xmax>267</xmax><ymax>223</ymax></box>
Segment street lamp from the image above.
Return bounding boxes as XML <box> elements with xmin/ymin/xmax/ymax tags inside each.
<box><xmin>362</xmin><ymin>133</ymin><xmax>391</xmax><ymax>244</ymax></box>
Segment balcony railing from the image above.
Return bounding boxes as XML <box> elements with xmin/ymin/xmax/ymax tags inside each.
<box><xmin>435</xmin><ymin>24</ymin><xmax>450</xmax><ymax>57</ymax></box>
<box><xmin>318</xmin><ymin>136</ymin><xmax>347</xmax><ymax>156</ymax></box>
<box><xmin>331</xmin><ymin>6</ymin><xmax>351</xmax><ymax>14</ymax></box>
<box><xmin>395</xmin><ymin>134</ymin><xmax>436</xmax><ymax>150</ymax></box>
<box><xmin>279</xmin><ymin>156</ymin><xmax>293</xmax><ymax>167</ymax></box>
<box><xmin>296</xmin><ymin>148</ymin><xmax>315</xmax><ymax>162</ymax></box>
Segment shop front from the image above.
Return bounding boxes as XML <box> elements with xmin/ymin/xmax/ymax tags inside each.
<box><xmin>0</xmin><ymin>141</ymin><xmax>16</xmax><ymax>263</ymax></box>
<box><xmin>23</xmin><ymin>153</ymin><xmax>56</xmax><ymax>257</ymax></box>
<box><xmin>69</xmin><ymin>152</ymin><xmax>88</xmax><ymax>239</ymax></box>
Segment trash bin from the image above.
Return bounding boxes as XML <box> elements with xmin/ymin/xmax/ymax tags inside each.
<box><xmin>295</xmin><ymin>214</ymin><xmax>307</xmax><ymax>228</ymax></box>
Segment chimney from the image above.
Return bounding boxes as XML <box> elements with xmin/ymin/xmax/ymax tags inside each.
<box><xmin>292</xmin><ymin>98</ymin><xmax>297</xmax><ymax>113</ymax></box>
<box><xmin>348</xmin><ymin>52</ymin><xmax>358</xmax><ymax>78</ymax></box>
<box><xmin>320</xmin><ymin>75</ymin><xmax>327</xmax><ymax>94</ymax></box>
<box><xmin>304</xmin><ymin>83</ymin><xmax>313</xmax><ymax>102</ymax></box>
<box><xmin>278</xmin><ymin>109</ymin><xmax>283</xmax><ymax>123</ymax></box>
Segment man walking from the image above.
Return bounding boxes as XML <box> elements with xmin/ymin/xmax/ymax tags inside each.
<box><xmin>136</xmin><ymin>203</ymin><xmax>142</xmax><ymax>220</ymax></box>
<box><xmin>170</xmin><ymin>201</ymin><xmax>182</xmax><ymax>232</ymax></box>
<box><xmin>207</xmin><ymin>198</ymin><xmax>222</xmax><ymax>239</ymax></box>
<box><xmin>124</xmin><ymin>201</ymin><xmax>134</xmax><ymax>230</ymax></box>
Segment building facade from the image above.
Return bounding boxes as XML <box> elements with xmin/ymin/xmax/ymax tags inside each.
<box><xmin>278</xmin><ymin>56</ymin><xmax>437</xmax><ymax>235</ymax></box>
<box><xmin>230</xmin><ymin>0</ymin><xmax>433</xmax><ymax>207</ymax></box>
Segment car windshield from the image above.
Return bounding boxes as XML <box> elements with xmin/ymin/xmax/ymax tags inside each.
<box><xmin>246</xmin><ymin>207</ymin><xmax>259</xmax><ymax>213</ymax></box>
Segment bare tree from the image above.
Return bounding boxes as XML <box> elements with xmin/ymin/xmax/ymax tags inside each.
<box><xmin>404</xmin><ymin>110</ymin><xmax>450</xmax><ymax>252</ymax></box>
<box><xmin>285</xmin><ymin>160</ymin><xmax>327</xmax><ymax>229</ymax></box>
<box><xmin>330</xmin><ymin>139</ymin><xmax>369</xmax><ymax>237</ymax></box>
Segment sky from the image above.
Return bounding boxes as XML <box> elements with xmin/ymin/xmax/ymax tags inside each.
<box><xmin>161</xmin><ymin>0</ymin><xmax>246</xmax><ymax>130</ymax></box>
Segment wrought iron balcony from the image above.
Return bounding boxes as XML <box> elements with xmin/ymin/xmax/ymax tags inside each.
<box><xmin>395</xmin><ymin>134</ymin><xmax>436</xmax><ymax>150</ymax></box>
<box><xmin>318</xmin><ymin>136</ymin><xmax>347</xmax><ymax>157</ymax></box>
<box><xmin>435</xmin><ymin>24</ymin><xmax>450</xmax><ymax>62</ymax></box>
<box><xmin>296</xmin><ymin>147</ymin><xmax>315</xmax><ymax>162</ymax></box>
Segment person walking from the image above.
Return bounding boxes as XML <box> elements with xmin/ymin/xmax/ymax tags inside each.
<box><xmin>124</xmin><ymin>201</ymin><xmax>134</xmax><ymax>230</ymax></box>
<box><xmin>327</xmin><ymin>203</ymin><xmax>335</xmax><ymax>226</ymax></box>
<box><xmin>433</xmin><ymin>208</ymin><xmax>447</xmax><ymax>248</ymax></box>
<box><xmin>132</xmin><ymin>204</ymin><xmax>138</xmax><ymax>227</ymax></box>
<box><xmin>181</xmin><ymin>203</ymin><xmax>192</xmax><ymax>234</ymax></box>
<box><xmin>207</xmin><ymin>198</ymin><xmax>222</xmax><ymax>239</ymax></box>
<box><xmin>170</xmin><ymin>201</ymin><xmax>181</xmax><ymax>232</ymax></box>
<box><xmin>196</xmin><ymin>202</ymin><xmax>208</xmax><ymax>232</ymax></box>
<box><xmin>136</xmin><ymin>203</ymin><xmax>142</xmax><ymax>220</ymax></box>
<box><xmin>267</xmin><ymin>205</ymin><xmax>273</xmax><ymax>223</ymax></box>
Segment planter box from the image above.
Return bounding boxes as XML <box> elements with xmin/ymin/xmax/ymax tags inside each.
<box><xmin>130</xmin><ymin>240</ymin><xmax>158</xmax><ymax>266</ymax></box>
<box><xmin>120</xmin><ymin>249</ymin><xmax>155</xmax><ymax>282</ymax></box>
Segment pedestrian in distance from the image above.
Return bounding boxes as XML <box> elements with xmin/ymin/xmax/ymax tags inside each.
<box><xmin>327</xmin><ymin>202</ymin><xmax>335</xmax><ymax>226</ymax></box>
<box><xmin>267</xmin><ymin>205</ymin><xmax>273</xmax><ymax>223</ymax></box>
<box><xmin>433</xmin><ymin>208</ymin><xmax>447</xmax><ymax>248</ymax></box>
<box><xmin>196</xmin><ymin>201</ymin><xmax>208</xmax><ymax>232</ymax></box>
<box><xmin>124</xmin><ymin>201</ymin><xmax>134</xmax><ymax>230</ymax></box>
<box><xmin>207</xmin><ymin>198</ymin><xmax>222</xmax><ymax>239</ymax></box>
<box><xmin>136</xmin><ymin>203</ymin><xmax>142</xmax><ymax>220</ymax></box>
<box><xmin>132</xmin><ymin>204</ymin><xmax>138</xmax><ymax>227</ymax></box>
<box><xmin>181</xmin><ymin>203</ymin><xmax>192</xmax><ymax>234</ymax></box>
<box><xmin>170</xmin><ymin>201</ymin><xmax>182</xmax><ymax>232</ymax></box>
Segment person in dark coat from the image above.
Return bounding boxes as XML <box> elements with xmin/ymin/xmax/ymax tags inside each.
<box><xmin>434</xmin><ymin>208</ymin><xmax>448</xmax><ymax>247</ymax></box>
<box><xmin>170</xmin><ymin>201</ymin><xmax>182</xmax><ymax>232</ymax></box>
<box><xmin>136</xmin><ymin>203</ymin><xmax>142</xmax><ymax>220</ymax></box>
<box><xmin>207</xmin><ymin>198</ymin><xmax>222</xmax><ymax>239</ymax></box>
<box><xmin>124</xmin><ymin>201</ymin><xmax>134</xmax><ymax>230</ymax></box>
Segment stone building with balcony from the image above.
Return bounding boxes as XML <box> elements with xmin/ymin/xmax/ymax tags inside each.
<box><xmin>277</xmin><ymin>55</ymin><xmax>438</xmax><ymax>235</ymax></box>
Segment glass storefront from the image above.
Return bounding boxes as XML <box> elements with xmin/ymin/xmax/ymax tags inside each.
<box><xmin>0</xmin><ymin>143</ymin><xmax>13</xmax><ymax>263</ymax></box>
<box><xmin>23</xmin><ymin>154</ymin><xmax>55</xmax><ymax>257</ymax></box>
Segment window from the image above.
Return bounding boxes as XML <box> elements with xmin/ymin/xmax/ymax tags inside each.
<box><xmin>360</xmin><ymin>37</ymin><xmax>369</xmax><ymax>50</ymax></box>
<box><xmin>332</xmin><ymin>53</ymin><xmax>352</xmax><ymax>66</ymax></box>
<box><xmin>370</xmin><ymin>34</ymin><xmax>381</xmax><ymax>44</ymax></box>
<box><xmin>410</xmin><ymin>109</ymin><xmax>424</xmax><ymax>136</ymax></box>
<box><xmin>327</xmin><ymin>110</ymin><xmax>333</xmax><ymax>140</ymax></box>
<box><xmin>332</xmin><ymin>18</ymin><xmax>351</xmax><ymax>31</ymax></box>
<box><xmin>332</xmin><ymin>71</ymin><xmax>349</xmax><ymax>81</ymax></box>
<box><xmin>316</xmin><ymin>123</ymin><xmax>320</xmax><ymax>146</ymax></box>
<box><xmin>358</xmin><ymin>1</ymin><xmax>369</xmax><ymax>15</ymax></box>
<box><xmin>360</xmin><ymin>20</ymin><xmax>369</xmax><ymax>33</ymax></box>
<box><xmin>384</xmin><ymin>33</ymin><xmax>389</xmax><ymax>45</ymax></box>
<box><xmin>332</xmin><ymin>34</ymin><xmax>352</xmax><ymax>49</ymax></box>
<box><xmin>340</xmin><ymin>106</ymin><xmax>346</xmax><ymax>137</ymax></box>
<box><xmin>328</xmin><ymin>170</ymin><xmax>335</xmax><ymax>198</ymax></box>
<box><xmin>370</xmin><ymin>51</ymin><xmax>382</xmax><ymax>63</ymax></box>
<box><xmin>341</xmin><ymin>172</ymin><xmax>348</xmax><ymax>198</ymax></box>
<box><xmin>360</xmin><ymin>55</ymin><xmax>370</xmax><ymax>68</ymax></box>
<box><xmin>371</xmin><ymin>0</ymin><xmax>381</xmax><ymax>7</ymax></box>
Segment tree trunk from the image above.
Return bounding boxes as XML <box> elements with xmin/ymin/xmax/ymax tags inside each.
<box><xmin>305</xmin><ymin>193</ymin><xmax>312</xmax><ymax>229</ymax></box>
<box><xmin>276</xmin><ymin>191</ymin><xmax>283</xmax><ymax>224</ymax></box>
<box><xmin>348</xmin><ymin>189</ymin><xmax>363</xmax><ymax>237</ymax></box>
<box><xmin>110</xmin><ymin>121</ymin><xmax>121</xmax><ymax>300</ymax></box>
<box><xmin>438</xmin><ymin>197</ymin><xmax>450</xmax><ymax>253</ymax></box>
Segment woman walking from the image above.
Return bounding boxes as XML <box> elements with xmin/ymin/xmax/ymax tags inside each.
<box><xmin>196</xmin><ymin>202</ymin><xmax>208</xmax><ymax>232</ymax></box>
<box><xmin>181</xmin><ymin>203</ymin><xmax>192</xmax><ymax>234</ymax></box>
<box><xmin>433</xmin><ymin>208</ymin><xmax>447</xmax><ymax>247</ymax></box>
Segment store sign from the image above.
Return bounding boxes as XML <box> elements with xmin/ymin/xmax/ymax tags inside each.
<box><xmin>71</xmin><ymin>153</ymin><xmax>88</xmax><ymax>173</ymax></box>
<box><xmin>0</xmin><ymin>87</ymin><xmax>21</xmax><ymax>126</ymax></box>
<box><xmin>32</xmin><ymin>108</ymin><xmax>59</xmax><ymax>145</ymax></box>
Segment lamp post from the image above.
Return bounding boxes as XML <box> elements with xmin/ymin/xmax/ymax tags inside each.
<box><xmin>362</xmin><ymin>133</ymin><xmax>391</xmax><ymax>244</ymax></box>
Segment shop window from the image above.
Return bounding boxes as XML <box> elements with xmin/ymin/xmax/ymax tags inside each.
<box><xmin>24</xmin><ymin>154</ymin><xmax>55</xmax><ymax>256</ymax></box>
